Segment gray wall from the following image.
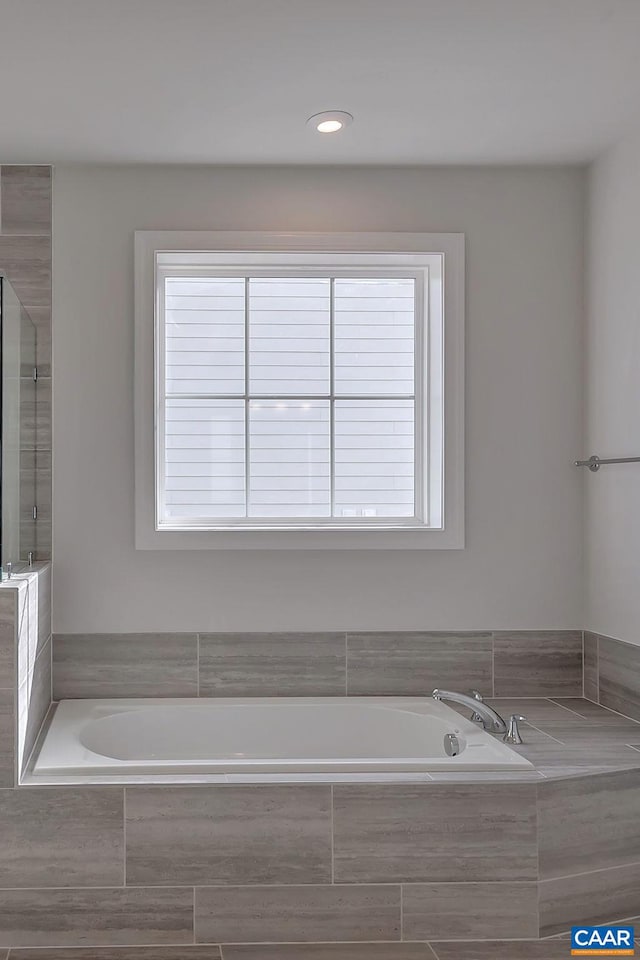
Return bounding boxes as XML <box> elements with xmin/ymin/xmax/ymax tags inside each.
<box><xmin>52</xmin><ymin>164</ymin><xmax>585</xmax><ymax>634</ymax></box>
<box><xmin>586</xmin><ymin>131</ymin><xmax>640</xmax><ymax>646</ymax></box>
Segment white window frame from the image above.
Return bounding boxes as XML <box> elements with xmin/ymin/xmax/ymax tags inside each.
<box><xmin>135</xmin><ymin>232</ymin><xmax>464</xmax><ymax>550</ymax></box>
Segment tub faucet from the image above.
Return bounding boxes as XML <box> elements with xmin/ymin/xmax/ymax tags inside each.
<box><xmin>431</xmin><ymin>689</ymin><xmax>508</xmax><ymax>735</ymax></box>
<box><xmin>469</xmin><ymin>689</ymin><xmax>485</xmax><ymax>724</ymax></box>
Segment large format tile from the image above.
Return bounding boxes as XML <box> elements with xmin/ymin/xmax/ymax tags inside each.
<box><xmin>346</xmin><ymin>633</ymin><xmax>492</xmax><ymax>697</ymax></box>
<box><xmin>535</xmin><ymin>721</ymin><xmax>640</xmax><ymax>745</ymax></box>
<box><xmin>550</xmin><ymin>697</ymin><xmax>630</xmax><ymax>722</ymax></box>
<box><xmin>583</xmin><ymin>632</ymin><xmax>598</xmax><ymax>702</ymax></box>
<box><xmin>0</xmin><ymin>887</ymin><xmax>193</xmax><ymax>947</ymax></box>
<box><xmin>126</xmin><ymin>784</ymin><xmax>332</xmax><ymax>885</ymax></box>
<box><xmin>493</xmin><ymin>631</ymin><xmax>582</xmax><ymax>697</ymax></box>
<box><xmin>515</xmin><ymin>740</ymin><xmax>640</xmax><ymax>777</ymax></box>
<box><xmin>0</xmin><ymin>165</ymin><xmax>51</xmax><ymax>234</ymax></box>
<box><xmin>430</xmin><ymin>942</ymin><xmax>571</xmax><ymax>959</ymax></box>
<box><xmin>0</xmin><ymin>689</ymin><xmax>15</xmax><ymax>788</ymax></box>
<box><xmin>222</xmin><ymin>946</ymin><xmax>435</xmax><ymax>960</ymax></box>
<box><xmin>0</xmin><ymin>786</ymin><xmax>124</xmax><ymax>887</ymax></box>
<box><xmin>402</xmin><ymin>881</ymin><xmax>538</xmax><ymax>940</ymax></box>
<box><xmin>539</xmin><ymin>861</ymin><xmax>640</xmax><ymax>936</ymax></box>
<box><xmin>333</xmin><ymin>783</ymin><xmax>537</xmax><ymax>882</ymax></box>
<box><xmin>37</xmin><ymin>562</ymin><xmax>52</xmax><ymax>651</ymax></box>
<box><xmin>28</xmin><ymin>305</ymin><xmax>52</xmax><ymax>374</ymax></box>
<box><xmin>35</xmin><ymin>375</ymin><xmax>52</xmax><ymax>451</ymax></box>
<box><xmin>53</xmin><ymin>633</ymin><xmax>198</xmax><ymax>698</ymax></box>
<box><xmin>599</xmin><ymin>635</ymin><xmax>640</xmax><ymax>722</ymax></box>
<box><xmin>0</xmin><ymin>592</ymin><xmax>15</xmax><ymax>689</ymax></box>
<box><xmin>19</xmin><ymin>640</ymin><xmax>51</xmax><ymax>771</ymax></box>
<box><xmin>196</xmin><ymin>884</ymin><xmax>400</xmax><ymax>943</ymax></box>
<box><xmin>199</xmin><ymin>633</ymin><xmax>345</xmax><ymax>697</ymax></box>
<box><xmin>0</xmin><ymin>236</ymin><xmax>51</xmax><ymax>308</ymax></box>
<box><xmin>10</xmin><ymin>952</ymin><xmax>221</xmax><ymax>960</ymax></box>
<box><xmin>487</xmin><ymin>698</ymin><xmax>584</xmax><ymax>724</ymax></box>
<box><xmin>538</xmin><ymin>768</ymin><xmax>640</xmax><ymax>879</ymax></box>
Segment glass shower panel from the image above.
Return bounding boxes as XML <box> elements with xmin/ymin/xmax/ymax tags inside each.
<box><xmin>0</xmin><ymin>277</ymin><xmax>37</xmax><ymax>576</ymax></box>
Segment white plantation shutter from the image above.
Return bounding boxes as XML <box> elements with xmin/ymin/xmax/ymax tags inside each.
<box><xmin>160</xmin><ymin>272</ymin><xmax>419</xmax><ymax>526</ymax></box>
<box><xmin>165</xmin><ymin>278</ymin><xmax>245</xmax><ymax>395</ymax></box>
<box><xmin>334</xmin><ymin>278</ymin><xmax>415</xmax><ymax>396</ymax></box>
<box><xmin>249</xmin><ymin>278</ymin><xmax>331</xmax><ymax>395</ymax></box>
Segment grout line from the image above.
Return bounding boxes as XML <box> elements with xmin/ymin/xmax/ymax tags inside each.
<box><xmin>540</xmin><ymin>857</ymin><xmax>640</xmax><ymax>884</ymax></box>
<box><xmin>193</xmin><ymin>885</ymin><xmax>196</xmax><ymax>944</ymax></box>
<box><xmin>400</xmin><ymin>882</ymin><xmax>404</xmax><ymax>941</ymax></box>
<box><xmin>596</xmin><ymin>632</ymin><xmax>600</xmax><ymax>704</ymax></box>
<box><xmin>524</xmin><ymin>720</ymin><xmax>566</xmax><ymax>745</ymax></box>
<box><xmin>582</xmin><ymin>629</ymin><xmax>585</xmax><ymax>698</ymax></box>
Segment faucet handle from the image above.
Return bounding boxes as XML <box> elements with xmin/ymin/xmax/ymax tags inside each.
<box><xmin>503</xmin><ymin>714</ymin><xmax>526</xmax><ymax>745</ymax></box>
<box><xmin>469</xmin><ymin>689</ymin><xmax>484</xmax><ymax>723</ymax></box>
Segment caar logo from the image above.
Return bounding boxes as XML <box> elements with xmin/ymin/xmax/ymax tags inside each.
<box><xmin>571</xmin><ymin>926</ymin><xmax>635</xmax><ymax>955</ymax></box>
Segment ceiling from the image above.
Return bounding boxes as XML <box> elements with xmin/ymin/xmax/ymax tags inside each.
<box><xmin>1</xmin><ymin>0</ymin><xmax>640</xmax><ymax>165</ymax></box>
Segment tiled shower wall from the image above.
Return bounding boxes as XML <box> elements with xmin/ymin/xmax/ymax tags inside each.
<box><xmin>0</xmin><ymin>165</ymin><xmax>52</xmax><ymax>559</ymax></box>
<box><xmin>52</xmin><ymin>630</ymin><xmax>584</xmax><ymax>700</ymax></box>
<box><xmin>0</xmin><ymin>564</ymin><xmax>52</xmax><ymax>786</ymax></box>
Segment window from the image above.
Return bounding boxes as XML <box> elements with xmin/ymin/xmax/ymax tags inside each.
<box><xmin>135</xmin><ymin>233</ymin><xmax>464</xmax><ymax>548</ymax></box>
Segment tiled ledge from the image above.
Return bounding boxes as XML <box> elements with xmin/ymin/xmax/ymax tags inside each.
<box><xmin>52</xmin><ymin>630</ymin><xmax>584</xmax><ymax>701</ymax></box>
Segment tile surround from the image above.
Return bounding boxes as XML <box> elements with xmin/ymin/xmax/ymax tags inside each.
<box><xmin>538</xmin><ymin>768</ymin><xmax>640</xmax><ymax>879</ymax></box>
<box><xmin>221</xmin><ymin>947</ymin><xmax>436</xmax><ymax>960</ymax></box>
<box><xmin>0</xmin><ymin>165</ymin><xmax>51</xmax><ymax>235</ymax></box>
<box><xmin>583</xmin><ymin>632</ymin><xmax>599</xmax><ymax>701</ymax></box>
<box><xmin>5</xmin><ymin>616</ymin><xmax>640</xmax><ymax>949</ymax></box>
<box><xmin>401</xmin><ymin>881</ymin><xmax>539</xmax><ymax>940</ymax></box>
<box><xmin>0</xmin><ymin>887</ymin><xmax>194</xmax><ymax>947</ymax></box>
<box><xmin>18</xmin><ymin>639</ymin><xmax>51</xmax><ymax>769</ymax></box>
<box><xmin>598</xmin><ymin>634</ymin><xmax>640</xmax><ymax>721</ymax></box>
<box><xmin>195</xmin><ymin>883</ymin><xmax>401</xmax><ymax>943</ymax></box>
<box><xmin>493</xmin><ymin>631</ymin><xmax>583</xmax><ymax>697</ymax></box>
<box><xmin>125</xmin><ymin>784</ymin><xmax>332</xmax><ymax>885</ymax></box>
<box><xmin>199</xmin><ymin>632</ymin><xmax>345</xmax><ymax>697</ymax></box>
<box><xmin>52</xmin><ymin>630</ymin><xmax>585</xmax><ymax>699</ymax></box>
<box><xmin>9</xmin><ymin>952</ymin><xmax>223</xmax><ymax>960</ymax></box>
<box><xmin>0</xmin><ymin>690</ymin><xmax>14</xmax><ymax>788</ymax></box>
<box><xmin>0</xmin><ymin>786</ymin><xmax>123</xmax><ymax>888</ymax></box>
<box><xmin>0</xmin><ymin>695</ymin><xmax>635</xmax><ymax>947</ymax></box>
<box><xmin>539</xmin><ymin>861</ymin><xmax>640</xmax><ymax>937</ymax></box>
<box><xmin>53</xmin><ymin>633</ymin><xmax>198</xmax><ymax>699</ymax></box>
<box><xmin>346</xmin><ymin>632</ymin><xmax>493</xmax><ymax>697</ymax></box>
<box><xmin>332</xmin><ymin>783</ymin><xmax>538</xmax><ymax>883</ymax></box>
<box><xmin>429</xmin><ymin>943</ymin><xmax>572</xmax><ymax>959</ymax></box>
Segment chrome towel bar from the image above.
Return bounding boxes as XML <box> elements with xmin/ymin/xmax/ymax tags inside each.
<box><xmin>574</xmin><ymin>455</ymin><xmax>640</xmax><ymax>472</ymax></box>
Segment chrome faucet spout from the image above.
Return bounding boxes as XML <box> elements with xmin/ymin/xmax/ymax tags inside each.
<box><xmin>431</xmin><ymin>688</ymin><xmax>508</xmax><ymax>735</ymax></box>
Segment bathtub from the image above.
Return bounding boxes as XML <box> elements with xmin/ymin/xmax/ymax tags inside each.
<box><xmin>29</xmin><ymin>696</ymin><xmax>534</xmax><ymax>782</ymax></box>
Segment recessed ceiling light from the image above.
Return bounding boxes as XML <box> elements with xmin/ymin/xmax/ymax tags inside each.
<box><xmin>307</xmin><ymin>111</ymin><xmax>354</xmax><ymax>134</ymax></box>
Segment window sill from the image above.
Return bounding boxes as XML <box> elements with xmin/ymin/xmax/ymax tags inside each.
<box><xmin>137</xmin><ymin>525</ymin><xmax>464</xmax><ymax>551</ymax></box>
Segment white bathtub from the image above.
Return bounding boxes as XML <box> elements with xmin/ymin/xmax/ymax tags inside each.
<box><xmin>29</xmin><ymin>697</ymin><xmax>534</xmax><ymax>782</ymax></box>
